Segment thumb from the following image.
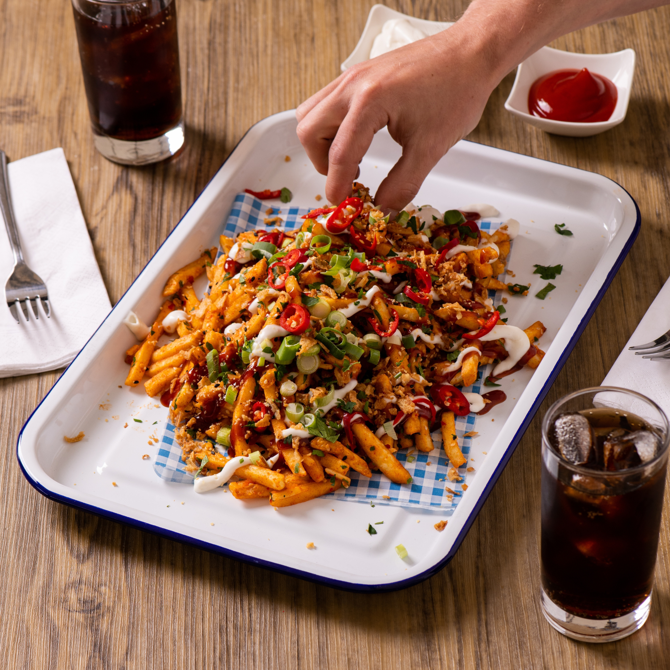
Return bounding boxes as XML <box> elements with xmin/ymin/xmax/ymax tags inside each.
<box><xmin>374</xmin><ymin>141</ymin><xmax>444</xmax><ymax>214</ymax></box>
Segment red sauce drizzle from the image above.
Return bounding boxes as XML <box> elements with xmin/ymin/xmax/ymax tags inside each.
<box><xmin>477</xmin><ymin>390</ymin><xmax>507</xmax><ymax>416</ymax></box>
<box><xmin>528</xmin><ymin>68</ymin><xmax>617</xmax><ymax>123</ymax></box>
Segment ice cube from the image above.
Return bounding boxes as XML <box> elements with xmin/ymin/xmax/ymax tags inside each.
<box><xmin>552</xmin><ymin>413</ymin><xmax>593</xmax><ymax>465</ymax></box>
<box><xmin>630</xmin><ymin>430</ymin><xmax>659</xmax><ymax>463</ymax></box>
<box><xmin>603</xmin><ymin>433</ymin><xmax>640</xmax><ymax>471</ymax></box>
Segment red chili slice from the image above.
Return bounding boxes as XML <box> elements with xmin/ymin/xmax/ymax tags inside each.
<box><xmin>342</xmin><ymin>411</ymin><xmax>370</xmax><ymax>449</ymax></box>
<box><xmin>326</xmin><ymin>197</ymin><xmax>364</xmax><ymax>234</ymax></box>
<box><xmin>350</xmin><ymin>258</ymin><xmax>369</xmax><ymax>273</ymax></box>
<box><xmin>268</xmin><ymin>261</ymin><xmax>290</xmax><ymax>289</ymax></box>
<box><xmin>412</xmin><ymin>396</ymin><xmax>437</xmax><ymax>425</ymax></box>
<box><xmin>367</xmin><ymin>308</ymin><xmax>400</xmax><ymax>338</ymax></box>
<box><xmin>431</xmin><ymin>384</ymin><xmax>471</xmax><ymax>416</ymax></box>
<box><xmin>301</xmin><ymin>206</ymin><xmax>336</xmax><ymax>220</ymax></box>
<box><xmin>436</xmin><ymin>238</ymin><xmax>460</xmax><ymax>265</ymax></box>
<box><xmin>244</xmin><ymin>188</ymin><xmax>282</xmax><ymax>199</ymax></box>
<box><xmin>350</xmin><ymin>228</ymin><xmax>377</xmax><ymax>255</ymax></box>
<box><xmin>279</xmin><ymin>304</ymin><xmax>311</xmax><ymax>334</ymax></box>
<box><xmin>283</xmin><ymin>248</ymin><xmax>308</xmax><ymax>268</ymax></box>
<box><xmin>258</xmin><ymin>231</ymin><xmax>285</xmax><ymax>248</ymax></box>
<box><xmin>463</xmin><ymin>311</ymin><xmax>500</xmax><ymax>340</ymax></box>
<box><xmin>251</xmin><ymin>401</ymin><xmax>269</xmax><ymax>432</ymax></box>
<box><xmin>414</xmin><ymin>268</ymin><xmax>432</xmax><ymax>293</ymax></box>
<box><xmin>403</xmin><ymin>285</ymin><xmax>430</xmax><ymax>306</ymax></box>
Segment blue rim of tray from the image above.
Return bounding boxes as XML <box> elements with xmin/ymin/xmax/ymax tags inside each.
<box><xmin>15</xmin><ymin>110</ymin><xmax>641</xmax><ymax>592</ymax></box>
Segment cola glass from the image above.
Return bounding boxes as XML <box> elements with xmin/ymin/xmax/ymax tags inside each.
<box><xmin>71</xmin><ymin>0</ymin><xmax>184</xmax><ymax>165</ymax></box>
<box><xmin>541</xmin><ymin>387</ymin><xmax>669</xmax><ymax>642</ymax></box>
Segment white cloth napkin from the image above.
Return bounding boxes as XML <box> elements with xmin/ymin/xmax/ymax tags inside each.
<box><xmin>601</xmin><ymin>274</ymin><xmax>670</xmax><ymax>420</ymax></box>
<box><xmin>0</xmin><ymin>148</ymin><xmax>111</xmax><ymax>378</ymax></box>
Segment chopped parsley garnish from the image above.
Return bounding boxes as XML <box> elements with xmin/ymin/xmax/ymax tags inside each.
<box><xmin>497</xmin><ymin>304</ymin><xmax>506</xmax><ymax>315</ymax></box>
<box><xmin>533</xmin><ymin>264</ymin><xmax>563</xmax><ymax>280</ymax></box>
<box><xmin>374</xmin><ymin>521</ymin><xmax>384</xmax><ymax>525</ymax></box>
<box><xmin>397</xmin><ymin>259</ymin><xmax>418</xmax><ymax>270</ymax></box>
<box><xmin>312</xmin><ymin>449</ymin><xmax>324</xmax><ymax>457</ymax></box>
<box><xmin>301</xmin><ymin>295</ymin><xmax>320</xmax><ymax>307</ymax></box>
<box><xmin>195</xmin><ymin>455</ymin><xmax>209</xmax><ymax>477</ymax></box>
<box><xmin>306</xmin><ymin>415</ymin><xmax>340</xmax><ymax>442</ymax></box>
<box><xmin>536</xmin><ymin>283</ymin><xmax>557</xmax><ymax>300</ymax></box>
<box><xmin>407</xmin><ymin>216</ymin><xmax>419</xmax><ymax>234</ymax></box>
<box><xmin>367</xmin><ymin>524</ymin><xmax>378</xmax><ymax>536</ymax></box>
<box><xmin>554</xmin><ymin>223</ymin><xmax>573</xmax><ymax>236</ymax></box>
<box><xmin>294</xmin><ymin>464</ymin><xmax>300</xmax><ymax>474</ymax></box>
<box><xmin>280</xmin><ymin>187</ymin><xmax>292</xmax><ymax>203</ymax></box>
<box><xmin>186</xmin><ymin>429</ymin><xmax>197</xmax><ymax>439</ymax></box>
<box><xmin>508</xmin><ymin>284</ymin><xmax>529</xmax><ymax>295</ymax></box>
<box><xmin>133</xmin><ymin>418</ymin><xmax>142</xmax><ymax>423</ymax></box>
<box><xmin>446</xmin><ymin>351</ymin><xmax>460</xmax><ymax>362</ymax></box>
<box><xmin>337</xmin><ymin>399</ymin><xmax>356</xmax><ymax>413</ymax></box>
<box><xmin>484</xmin><ymin>377</ymin><xmax>501</xmax><ymax>387</ymax></box>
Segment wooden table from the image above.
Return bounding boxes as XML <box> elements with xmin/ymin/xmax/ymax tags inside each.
<box><xmin>2</xmin><ymin>0</ymin><xmax>670</xmax><ymax>667</ymax></box>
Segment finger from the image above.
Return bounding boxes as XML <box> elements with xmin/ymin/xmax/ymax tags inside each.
<box><xmin>374</xmin><ymin>141</ymin><xmax>444</xmax><ymax>213</ymax></box>
<box><xmin>325</xmin><ymin>107</ymin><xmax>385</xmax><ymax>205</ymax></box>
<box><xmin>296</xmin><ymin>76</ymin><xmax>343</xmax><ymax>122</ymax></box>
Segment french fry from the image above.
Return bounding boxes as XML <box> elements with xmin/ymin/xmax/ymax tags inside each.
<box><xmin>259</xmin><ymin>366</ymin><xmax>277</xmax><ymax>401</ymax></box>
<box><xmin>461</xmin><ymin>349</ymin><xmax>480</xmax><ymax>387</ymax></box>
<box><xmin>299</xmin><ymin>446</ymin><xmax>325</xmax><ymax>482</ymax></box>
<box><xmin>272</xmin><ymin>418</ymin><xmax>287</xmax><ymax>442</ymax></box>
<box><xmin>162</xmin><ymin>248</ymin><xmax>216</xmax><ymax>296</ymax></box>
<box><xmin>280</xmin><ymin>446</ymin><xmax>308</xmax><ymax>478</ymax></box>
<box><xmin>351</xmin><ymin>423</ymin><xmax>411</xmax><ymax>485</ymax></box>
<box><xmin>244</xmin><ymin>258</ymin><xmax>268</xmax><ymax>287</ymax></box>
<box><xmin>230</xmin><ymin>310</ymin><xmax>266</xmax><ymax>347</ymax></box>
<box><xmin>270</xmin><ymin>477</ymin><xmax>341</xmax><ymax>508</ymax></box>
<box><xmin>524</xmin><ymin>321</ymin><xmax>547</xmax><ymax>344</ymax></box>
<box><xmin>341</xmin><ymin>445</ymin><xmax>372</xmax><ymax>477</ymax></box>
<box><xmin>415</xmin><ymin>416</ymin><xmax>434</xmax><ymax>453</ymax></box>
<box><xmin>125</xmin><ymin>338</ymin><xmax>156</xmax><ymax>386</ymax></box>
<box><xmin>229</xmin><ymin>480</ymin><xmax>271</xmax><ymax>500</ymax></box>
<box><xmin>285</xmin><ymin>275</ymin><xmax>302</xmax><ymax>304</ymax></box>
<box><xmin>146</xmin><ymin>351</ymin><xmax>186</xmax><ymax>377</ymax></box>
<box><xmin>180</xmin><ymin>284</ymin><xmax>200</xmax><ymax>314</ymax></box>
<box><xmin>232</xmin><ymin>375</ymin><xmax>256</xmax><ymax>456</ymax></box>
<box><xmin>404</xmin><ymin>413</ymin><xmax>421</xmax><ymax>435</ymax></box>
<box><xmin>310</xmin><ymin>437</ymin><xmax>346</xmax><ymax>458</ymax></box>
<box><xmin>441</xmin><ymin>411</ymin><xmax>466</xmax><ymax>467</ymax></box>
<box><xmin>393</xmin><ymin>304</ymin><xmax>422</xmax><ymax>322</ymax></box>
<box><xmin>236</xmin><ymin>464</ymin><xmax>286</xmax><ymax>491</ymax></box>
<box><xmin>320</xmin><ymin>453</ymin><xmax>350</xmax><ymax>476</ymax></box>
<box><xmin>203</xmin><ymin>330</ymin><xmax>225</xmax><ymax>353</ymax></box>
<box><xmin>151</xmin><ymin>331</ymin><xmax>202</xmax><ymax>363</ymax></box>
<box><xmin>324</xmin><ymin>468</ymin><xmax>351</xmax><ymax>488</ymax></box>
<box><xmin>144</xmin><ymin>366</ymin><xmax>180</xmax><ymax>397</ymax></box>
<box><xmin>371</xmin><ymin>293</ymin><xmax>391</xmax><ymax>329</ymax></box>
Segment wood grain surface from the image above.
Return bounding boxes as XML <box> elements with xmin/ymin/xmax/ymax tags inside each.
<box><xmin>1</xmin><ymin>0</ymin><xmax>670</xmax><ymax>667</ymax></box>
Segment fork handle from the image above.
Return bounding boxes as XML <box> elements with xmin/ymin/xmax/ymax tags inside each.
<box><xmin>0</xmin><ymin>150</ymin><xmax>24</xmax><ymax>265</ymax></box>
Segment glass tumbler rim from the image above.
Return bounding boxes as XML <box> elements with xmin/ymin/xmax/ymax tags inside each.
<box><xmin>541</xmin><ymin>385</ymin><xmax>670</xmax><ymax>476</ymax></box>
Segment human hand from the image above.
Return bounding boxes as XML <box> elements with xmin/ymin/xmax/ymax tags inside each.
<box><xmin>296</xmin><ymin>26</ymin><xmax>501</xmax><ymax>213</ymax></box>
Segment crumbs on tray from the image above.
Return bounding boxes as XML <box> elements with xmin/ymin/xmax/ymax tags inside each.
<box><xmin>63</xmin><ymin>432</ymin><xmax>85</xmax><ymax>443</ymax></box>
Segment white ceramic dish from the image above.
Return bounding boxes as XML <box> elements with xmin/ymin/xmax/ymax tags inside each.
<box><xmin>17</xmin><ymin>110</ymin><xmax>639</xmax><ymax>591</ymax></box>
<box><xmin>341</xmin><ymin>4</ymin><xmax>452</xmax><ymax>72</ymax></box>
<box><xmin>505</xmin><ymin>46</ymin><xmax>636</xmax><ymax>137</ymax></box>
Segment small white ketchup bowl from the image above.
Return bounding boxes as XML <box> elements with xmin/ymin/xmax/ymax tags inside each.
<box><xmin>504</xmin><ymin>46</ymin><xmax>636</xmax><ymax>137</ymax></box>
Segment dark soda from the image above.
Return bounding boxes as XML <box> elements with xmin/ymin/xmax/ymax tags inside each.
<box><xmin>72</xmin><ymin>0</ymin><xmax>182</xmax><ymax>142</ymax></box>
<box><xmin>541</xmin><ymin>408</ymin><xmax>667</xmax><ymax>619</ymax></box>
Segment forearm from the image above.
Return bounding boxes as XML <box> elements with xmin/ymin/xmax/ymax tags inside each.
<box><xmin>443</xmin><ymin>0</ymin><xmax>668</xmax><ymax>86</ymax></box>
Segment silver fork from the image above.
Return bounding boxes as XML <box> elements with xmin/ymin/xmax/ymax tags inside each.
<box><xmin>0</xmin><ymin>150</ymin><xmax>50</xmax><ymax>322</ymax></box>
<box><xmin>629</xmin><ymin>329</ymin><xmax>670</xmax><ymax>360</ymax></box>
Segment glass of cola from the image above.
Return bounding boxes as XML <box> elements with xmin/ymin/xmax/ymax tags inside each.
<box><xmin>71</xmin><ymin>0</ymin><xmax>184</xmax><ymax>165</ymax></box>
<box><xmin>541</xmin><ymin>387</ymin><xmax>669</xmax><ymax>642</ymax></box>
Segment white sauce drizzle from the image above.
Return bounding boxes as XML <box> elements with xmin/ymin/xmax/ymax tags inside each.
<box><xmin>194</xmin><ymin>454</ymin><xmax>280</xmax><ymax>493</ymax></box>
<box><xmin>462</xmin><ymin>204</ymin><xmax>501</xmax><ymax>218</ymax></box>
<box><xmin>448</xmin><ymin>338</ymin><xmax>465</xmax><ymax>352</ymax></box>
<box><xmin>503</xmin><ymin>218</ymin><xmax>520</xmax><ymax>239</ymax></box>
<box><xmin>463</xmin><ymin>392</ymin><xmax>486</xmax><ymax>413</ymax></box>
<box><xmin>368</xmin><ymin>269</ymin><xmax>393</xmax><ymax>283</ymax></box>
<box><xmin>417</xmin><ymin>206</ymin><xmax>442</xmax><ymax>228</ymax></box>
<box><xmin>419</xmin><ymin>234</ymin><xmax>430</xmax><ymax>243</ymax></box>
<box><xmin>383</xmin><ymin>332</ymin><xmax>402</xmax><ymax>346</ymax></box>
<box><xmin>123</xmin><ymin>311</ymin><xmax>150</xmax><ymax>340</ymax></box>
<box><xmin>442</xmin><ymin>346</ymin><xmax>480</xmax><ymax>372</ymax></box>
<box><xmin>410</xmin><ymin>328</ymin><xmax>444</xmax><ymax>346</ymax></box>
<box><xmin>281</xmin><ymin>426</ymin><xmax>311</xmax><ymax>439</ymax></box>
<box><xmin>224</xmin><ymin>322</ymin><xmax>244</xmax><ymax>335</ymax></box>
<box><xmin>314</xmin><ymin>379</ymin><xmax>358</xmax><ymax>416</ymax></box>
<box><xmin>478</xmin><ymin>324</ymin><xmax>530</xmax><ymax>376</ymax></box>
<box><xmin>250</xmin><ymin>323</ymin><xmax>290</xmax><ymax>362</ymax></box>
<box><xmin>393</xmin><ymin>281</ymin><xmax>407</xmax><ymax>295</ymax></box>
<box><xmin>339</xmin><ymin>285</ymin><xmax>382</xmax><ymax>317</ymax></box>
<box><xmin>161</xmin><ymin>310</ymin><xmax>188</xmax><ymax>334</ymax></box>
<box><xmin>228</xmin><ymin>242</ymin><xmax>253</xmax><ymax>264</ymax></box>
<box><xmin>248</xmin><ymin>289</ymin><xmax>280</xmax><ymax>315</ymax></box>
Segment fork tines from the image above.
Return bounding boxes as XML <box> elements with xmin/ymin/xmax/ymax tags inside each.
<box><xmin>8</xmin><ymin>296</ymin><xmax>51</xmax><ymax>323</ymax></box>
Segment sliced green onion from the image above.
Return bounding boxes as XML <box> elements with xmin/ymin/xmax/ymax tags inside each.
<box><xmin>432</xmin><ymin>236</ymin><xmax>450</xmax><ymax>250</ymax></box>
<box><xmin>344</xmin><ymin>341</ymin><xmax>364</xmax><ymax>360</ymax></box>
<box><xmin>249</xmin><ymin>451</ymin><xmax>262</xmax><ymax>465</ymax></box>
<box><xmin>276</xmin><ymin>335</ymin><xmax>301</xmax><ymax>365</ymax></box>
<box><xmin>297</xmin><ymin>354</ymin><xmax>319</xmax><ymax>374</ymax></box>
<box><xmin>304</xmin><ymin>343</ymin><xmax>322</xmax><ymax>356</ymax></box>
<box><xmin>281</xmin><ymin>237</ymin><xmax>293</xmax><ymax>248</ymax></box>
<box><xmin>316</xmin><ymin>327</ymin><xmax>346</xmax><ymax>359</ymax></box>
<box><xmin>383</xmin><ymin>420</ymin><xmax>398</xmax><ymax>440</ymax></box>
<box><xmin>312</xmin><ymin>449</ymin><xmax>324</xmax><ymax>457</ymax></box>
<box><xmin>395</xmin><ymin>544</ymin><xmax>408</xmax><ymax>560</ymax></box>
<box><xmin>286</xmin><ymin>403</ymin><xmax>305</xmax><ymax>423</ymax></box>
<box><xmin>310</xmin><ymin>235</ymin><xmax>332</xmax><ymax>254</ymax></box>
<box><xmin>334</xmin><ymin>268</ymin><xmax>355</xmax><ymax>293</ymax></box>
<box><xmin>206</xmin><ymin>348</ymin><xmax>220</xmax><ymax>382</ymax></box>
<box><xmin>280</xmin><ymin>380</ymin><xmax>298</xmax><ymax>397</ymax></box>
<box><xmin>363</xmin><ymin>333</ymin><xmax>382</xmax><ymax>350</ymax></box>
<box><xmin>295</xmin><ymin>232</ymin><xmax>306</xmax><ymax>248</ymax></box>
<box><xmin>303</xmin><ymin>413</ymin><xmax>316</xmax><ymax>428</ymax></box>
<box><xmin>216</xmin><ymin>426</ymin><xmax>232</xmax><ymax>447</ymax></box>
<box><xmin>251</xmin><ymin>241</ymin><xmax>277</xmax><ymax>259</ymax></box>
<box><xmin>368</xmin><ymin>349</ymin><xmax>381</xmax><ymax>366</ymax></box>
<box><xmin>314</xmin><ymin>388</ymin><xmax>335</xmax><ymax>408</ymax></box>
<box><xmin>225</xmin><ymin>386</ymin><xmax>238</xmax><ymax>404</ymax></box>
<box><xmin>325</xmin><ymin>310</ymin><xmax>347</xmax><ymax>329</ymax></box>
<box><xmin>444</xmin><ymin>209</ymin><xmax>466</xmax><ymax>225</ymax></box>
<box><xmin>307</xmin><ymin>297</ymin><xmax>331</xmax><ymax>319</ymax></box>
<box><xmin>345</xmin><ymin>332</ymin><xmax>359</xmax><ymax>345</ymax></box>
<box><xmin>396</xmin><ymin>211</ymin><xmax>410</xmax><ymax>226</ymax></box>
<box><xmin>258</xmin><ymin>357</ymin><xmax>266</xmax><ymax>367</ymax></box>
<box><xmin>328</xmin><ymin>254</ymin><xmax>350</xmax><ymax>271</ymax></box>
<box><xmin>401</xmin><ymin>334</ymin><xmax>416</xmax><ymax>349</ymax></box>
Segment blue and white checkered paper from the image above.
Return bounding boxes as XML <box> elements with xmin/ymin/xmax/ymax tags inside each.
<box><xmin>154</xmin><ymin>192</ymin><xmax>502</xmax><ymax>511</ymax></box>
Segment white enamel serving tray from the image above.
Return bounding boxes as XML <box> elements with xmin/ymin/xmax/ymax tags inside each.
<box><xmin>17</xmin><ymin>111</ymin><xmax>639</xmax><ymax>591</ymax></box>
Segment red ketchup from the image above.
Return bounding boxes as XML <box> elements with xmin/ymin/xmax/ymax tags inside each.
<box><xmin>528</xmin><ymin>68</ymin><xmax>617</xmax><ymax>123</ymax></box>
